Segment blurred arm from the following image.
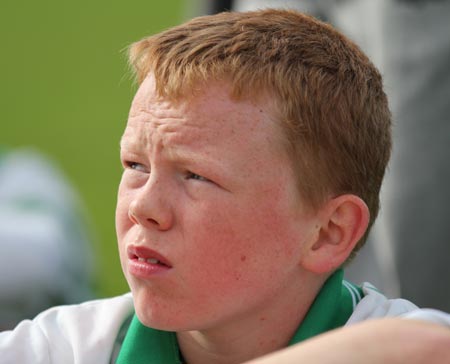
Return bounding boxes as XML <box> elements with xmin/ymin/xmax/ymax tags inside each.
<box><xmin>245</xmin><ymin>318</ymin><xmax>450</xmax><ymax>364</ymax></box>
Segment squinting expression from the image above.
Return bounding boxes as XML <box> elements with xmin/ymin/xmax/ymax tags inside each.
<box><xmin>116</xmin><ymin>73</ymin><xmax>319</xmax><ymax>332</ymax></box>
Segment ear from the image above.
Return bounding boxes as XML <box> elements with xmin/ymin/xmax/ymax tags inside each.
<box><xmin>300</xmin><ymin>195</ymin><xmax>370</xmax><ymax>274</ymax></box>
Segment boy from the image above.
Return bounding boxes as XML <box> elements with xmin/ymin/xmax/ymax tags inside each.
<box><xmin>1</xmin><ymin>9</ymin><xmax>449</xmax><ymax>364</ymax></box>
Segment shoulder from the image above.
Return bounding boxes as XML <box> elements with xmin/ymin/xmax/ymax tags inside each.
<box><xmin>0</xmin><ymin>294</ymin><xmax>134</xmax><ymax>364</ymax></box>
<box><xmin>347</xmin><ymin>283</ymin><xmax>450</xmax><ymax>328</ymax></box>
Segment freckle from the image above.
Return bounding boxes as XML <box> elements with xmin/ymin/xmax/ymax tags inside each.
<box><xmin>241</xmin><ymin>255</ymin><xmax>247</xmax><ymax>262</ymax></box>
<box><xmin>260</xmin><ymin>317</ymin><xmax>266</xmax><ymax>321</ymax></box>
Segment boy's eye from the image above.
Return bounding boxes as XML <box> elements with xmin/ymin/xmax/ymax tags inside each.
<box><xmin>125</xmin><ymin>161</ymin><xmax>148</xmax><ymax>173</ymax></box>
<box><xmin>186</xmin><ymin>171</ymin><xmax>209</xmax><ymax>182</ymax></box>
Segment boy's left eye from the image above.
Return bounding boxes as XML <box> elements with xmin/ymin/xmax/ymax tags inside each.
<box><xmin>186</xmin><ymin>171</ymin><xmax>209</xmax><ymax>182</ymax></box>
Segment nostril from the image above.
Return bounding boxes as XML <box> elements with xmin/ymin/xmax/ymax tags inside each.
<box><xmin>128</xmin><ymin>209</ymin><xmax>161</xmax><ymax>228</ymax></box>
<box><xmin>127</xmin><ymin>196</ymin><xmax>173</xmax><ymax>230</ymax></box>
<box><xmin>147</xmin><ymin>218</ymin><xmax>159</xmax><ymax>225</ymax></box>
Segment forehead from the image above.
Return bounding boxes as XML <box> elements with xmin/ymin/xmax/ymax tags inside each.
<box><xmin>122</xmin><ymin>74</ymin><xmax>285</xmax><ymax>157</ymax></box>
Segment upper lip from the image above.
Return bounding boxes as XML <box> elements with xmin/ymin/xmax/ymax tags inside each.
<box><xmin>127</xmin><ymin>245</ymin><xmax>172</xmax><ymax>267</ymax></box>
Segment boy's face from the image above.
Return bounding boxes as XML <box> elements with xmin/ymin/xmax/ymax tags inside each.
<box><xmin>116</xmin><ymin>74</ymin><xmax>320</xmax><ymax>331</ymax></box>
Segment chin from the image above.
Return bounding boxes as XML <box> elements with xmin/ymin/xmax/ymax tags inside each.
<box><xmin>135</xmin><ymin>309</ymin><xmax>200</xmax><ymax>332</ymax></box>
<box><xmin>131</xmin><ymin>290</ymin><xmax>191</xmax><ymax>331</ymax></box>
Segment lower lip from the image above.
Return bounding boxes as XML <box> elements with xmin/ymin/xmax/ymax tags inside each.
<box><xmin>128</xmin><ymin>259</ymin><xmax>172</xmax><ymax>279</ymax></box>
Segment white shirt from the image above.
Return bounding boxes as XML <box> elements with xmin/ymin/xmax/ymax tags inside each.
<box><xmin>1</xmin><ymin>285</ymin><xmax>450</xmax><ymax>364</ymax></box>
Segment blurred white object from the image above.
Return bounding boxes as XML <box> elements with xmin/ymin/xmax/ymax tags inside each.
<box><xmin>0</xmin><ymin>148</ymin><xmax>94</xmax><ymax>329</ymax></box>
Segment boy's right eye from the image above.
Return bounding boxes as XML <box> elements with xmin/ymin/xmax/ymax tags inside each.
<box><xmin>124</xmin><ymin>161</ymin><xmax>148</xmax><ymax>173</ymax></box>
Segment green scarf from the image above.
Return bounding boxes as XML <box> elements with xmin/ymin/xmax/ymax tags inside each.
<box><xmin>115</xmin><ymin>269</ymin><xmax>362</xmax><ymax>364</ymax></box>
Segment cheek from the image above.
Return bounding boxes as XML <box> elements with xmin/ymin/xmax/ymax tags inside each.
<box><xmin>180</xmin><ymin>212</ymin><xmax>251</xmax><ymax>290</ymax></box>
<box><xmin>184</xmin><ymin>202</ymin><xmax>301</xmax><ymax>287</ymax></box>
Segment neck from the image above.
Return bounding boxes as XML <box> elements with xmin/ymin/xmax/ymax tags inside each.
<box><xmin>177</xmin><ymin>273</ymin><xmax>325</xmax><ymax>364</ymax></box>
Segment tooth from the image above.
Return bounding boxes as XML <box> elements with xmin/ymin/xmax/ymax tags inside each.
<box><xmin>138</xmin><ymin>257</ymin><xmax>146</xmax><ymax>262</ymax></box>
<box><xmin>147</xmin><ymin>258</ymin><xmax>159</xmax><ymax>264</ymax></box>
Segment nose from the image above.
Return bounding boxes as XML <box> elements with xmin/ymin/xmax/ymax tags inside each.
<box><xmin>128</xmin><ymin>176</ymin><xmax>174</xmax><ymax>231</ymax></box>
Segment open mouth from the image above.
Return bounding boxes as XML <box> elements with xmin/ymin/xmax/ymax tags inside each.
<box><xmin>127</xmin><ymin>245</ymin><xmax>173</xmax><ymax>268</ymax></box>
<box><xmin>134</xmin><ymin>256</ymin><xmax>170</xmax><ymax>267</ymax></box>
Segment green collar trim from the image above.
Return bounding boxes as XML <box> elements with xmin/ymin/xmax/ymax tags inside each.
<box><xmin>116</xmin><ymin>317</ymin><xmax>181</xmax><ymax>364</ymax></box>
<box><xmin>288</xmin><ymin>269</ymin><xmax>360</xmax><ymax>344</ymax></box>
<box><xmin>116</xmin><ymin>269</ymin><xmax>361</xmax><ymax>364</ymax></box>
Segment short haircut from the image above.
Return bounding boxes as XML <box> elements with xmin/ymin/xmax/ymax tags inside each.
<box><xmin>128</xmin><ymin>9</ymin><xmax>392</xmax><ymax>258</ymax></box>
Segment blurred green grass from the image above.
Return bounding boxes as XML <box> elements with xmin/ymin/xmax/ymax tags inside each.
<box><xmin>1</xmin><ymin>0</ymin><xmax>187</xmax><ymax>297</ymax></box>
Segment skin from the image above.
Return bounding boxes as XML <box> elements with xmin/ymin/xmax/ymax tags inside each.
<box><xmin>116</xmin><ymin>73</ymin><xmax>369</xmax><ymax>364</ymax></box>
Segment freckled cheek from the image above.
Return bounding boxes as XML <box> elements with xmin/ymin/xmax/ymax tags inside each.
<box><xmin>184</xmin><ymin>212</ymin><xmax>268</xmax><ymax>286</ymax></box>
<box><xmin>254</xmin><ymin>193</ymin><xmax>305</xmax><ymax>249</ymax></box>
<box><xmin>186</xmin><ymin>220</ymin><xmax>246</xmax><ymax>280</ymax></box>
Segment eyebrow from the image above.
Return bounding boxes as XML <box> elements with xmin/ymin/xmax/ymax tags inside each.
<box><xmin>120</xmin><ymin>134</ymin><xmax>216</xmax><ymax>166</ymax></box>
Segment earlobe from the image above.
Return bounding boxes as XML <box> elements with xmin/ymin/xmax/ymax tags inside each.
<box><xmin>301</xmin><ymin>195</ymin><xmax>370</xmax><ymax>274</ymax></box>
